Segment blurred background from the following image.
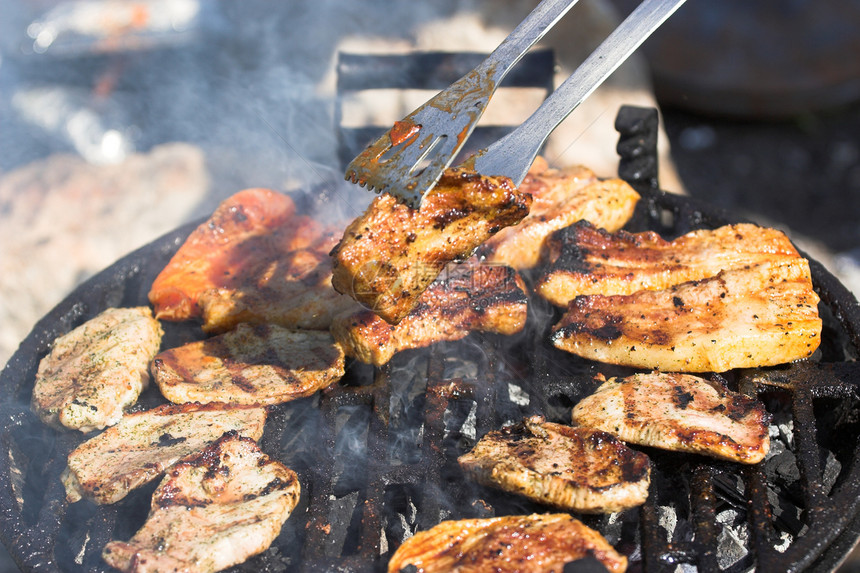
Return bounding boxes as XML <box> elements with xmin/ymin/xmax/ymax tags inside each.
<box><xmin>0</xmin><ymin>0</ymin><xmax>859</xmax><ymax>570</ymax></box>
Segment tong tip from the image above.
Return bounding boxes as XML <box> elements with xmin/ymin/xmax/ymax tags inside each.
<box><xmin>344</xmin><ymin>169</ymin><xmax>368</xmax><ymax>189</ymax></box>
<box><xmin>345</xmin><ymin>169</ymin><xmax>389</xmax><ymax>195</ymax></box>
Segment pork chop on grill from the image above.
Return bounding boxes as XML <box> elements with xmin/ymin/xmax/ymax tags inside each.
<box><xmin>62</xmin><ymin>402</ymin><xmax>267</xmax><ymax>504</ymax></box>
<box><xmin>152</xmin><ymin>323</ymin><xmax>345</xmax><ymax>405</ymax></box>
<box><xmin>536</xmin><ymin>221</ymin><xmax>802</xmax><ymax>307</ymax></box>
<box><xmin>148</xmin><ymin>188</ymin><xmax>356</xmax><ymax>333</ymax></box>
<box><xmin>330</xmin><ymin>166</ymin><xmax>532</xmax><ymax>324</ymax></box>
<box><xmin>458</xmin><ymin>416</ymin><xmax>650</xmax><ymax>513</ymax></box>
<box><xmin>387</xmin><ymin>513</ymin><xmax>627</xmax><ymax>573</ymax></box>
<box><xmin>476</xmin><ymin>158</ymin><xmax>640</xmax><ymax>270</ymax></box>
<box><xmin>32</xmin><ymin>306</ymin><xmax>163</xmax><ymax>433</ymax></box>
<box><xmin>572</xmin><ymin>372</ymin><xmax>771</xmax><ymax>464</ymax></box>
<box><xmin>102</xmin><ymin>433</ymin><xmax>300</xmax><ymax>573</ymax></box>
<box><xmin>149</xmin><ymin>188</ymin><xmax>294</xmax><ymax>322</ymax></box>
<box><xmin>331</xmin><ymin>262</ymin><xmax>528</xmax><ymax>366</ymax></box>
<box><xmin>195</xmin><ymin>213</ymin><xmax>360</xmax><ymax>333</ymax></box>
<box><xmin>551</xmin><ymin>258</ymin><xmax>822</xmax><ymax>372</ymax></box>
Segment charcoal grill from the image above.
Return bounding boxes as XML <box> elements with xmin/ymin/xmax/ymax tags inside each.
<box><xmin>2</xmin><ymin>106</ymin><xmax>860</xmax><ymax>573</ymax></box>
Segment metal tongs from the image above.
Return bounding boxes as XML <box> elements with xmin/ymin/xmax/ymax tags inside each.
<box><xmin>345</xmin><ymin>0</ymin><xmax>687</xmax><ymax>209</ymax></box>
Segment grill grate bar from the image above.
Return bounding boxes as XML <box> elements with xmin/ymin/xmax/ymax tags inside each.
<box><xmin>791</xmin><ymin>377</ymin><xmax>831</xmax><ymax>524</ymax></box>
<box><xmin>640</xmin><ymin>492</ymin><xmax>688</xmax><ymax>572</ymax></box>
<box><xmin>420</xmin><ymin>379</ymin><xmax>454</xmax><ymax>519</ymax></box>
<box><xmin>744</xmin><ymin>462</ymin><xmax>781</xmax><ymax>566</ymax></box>
<box><xmin>689</xmin><ymin>465</ymin><xmax>721</xmax><ymax>572</ymax></box>
<box><xmin>353</xmin><ymin>381</ymin><xmax>390</xmax><ymax>562</ymax></box>
<box><xmin>300</xmin><ymin>390</ymin><xmax>341</xmax><ymax>566</ymax></box>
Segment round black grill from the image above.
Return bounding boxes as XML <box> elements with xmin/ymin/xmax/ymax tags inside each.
<box><xmin>1</xmin><ymin>107</ymin><xmax>859</xmax><ymax>573</ymax></box>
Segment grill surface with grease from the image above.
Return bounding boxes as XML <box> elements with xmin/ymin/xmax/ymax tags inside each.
<box><xmin>2</xmin><ymin>108</ymin><xmax>860</xmax><ymax>573</ymax></box>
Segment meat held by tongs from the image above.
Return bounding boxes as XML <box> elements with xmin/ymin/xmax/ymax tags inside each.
<box><xmin>334</xmin><ymin>0</ymin><xmax>687</xmax><ymax>323</ymax></box>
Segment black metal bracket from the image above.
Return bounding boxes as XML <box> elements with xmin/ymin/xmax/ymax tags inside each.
<box><xmin>615</xmin><ymin>105</ymin><xmax>660</xmax><ymax>193</ymax></box>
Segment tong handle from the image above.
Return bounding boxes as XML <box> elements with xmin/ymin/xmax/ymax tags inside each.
<box><xmin>343</xmin><ymin>0</ymin><xmax>581</xmax><ymax>208</ymax></box>
<box><xmin>472</xmin><ymin>0</ymin><xmax>688</xmax><ymax>184</ymax></box>
<box><xmin>476</xmin><ymin>0</ymin><xmax>582</xmax><ymax>86</ymax></box>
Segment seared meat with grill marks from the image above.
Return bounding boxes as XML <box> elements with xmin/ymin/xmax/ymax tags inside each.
<box><xmin>572</xmin><ymin>372</ymin><xmax>771</xmax><ymax>464</ymax></box>
<box><xmin>536</xmin><ymin>221</ymin><xmax>801</xmax><ymax>307</ymax></box>
<box><xmin>551</xmin><ymin>259</ymin><xmax>821</xmax><ymax>372</ymax></box>
<box><xmin>387</xmin><ymin>513</ymin><xmax>627</xmax><ymax>573</ymax></box>
<box><xmin>102</xmin><ymin>433</ymin><xmax>300</xmax><ymax>573</ymax></box>
<box><xmin>32</xmin><ymin>306</ymin><xmax>163</xmax><ymax>433</ymax></box>
<box><xmin>152</xmin><ymin>323</ymin><xmax>345</xmax><ymax>405</ymax></box>
<box><xmin>331</xmin><ymin>262</ymin><xmax>528</xmax><ymax>366</ymax></box>
<box><xmin>330</xmin><ymin>166</ymin><xmax>532</xmax><ymax>324</ymax></box>
<box><xmin>477</xmin><ymin>158</ymin><xmax>639</xmax><ymax>270</ymax></box>
<box><xmin>148</xmin><ymin>188</ymin><xmax>356</xmax><ymax>333</ymax></box>
<box><xmin>62</xmin><ymin>402</ymin><xmax>266</xmax><ymax>504</ymax></box>
<box><xmin>458</xmin><ymin>416</ymin><xmax>650</xmax><ymax>513</ymax></box>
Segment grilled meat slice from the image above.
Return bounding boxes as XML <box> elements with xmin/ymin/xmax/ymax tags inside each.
<box><xmin>102</xmin><ymin>433</ymin><xmax>300</xmax><ymax>573</ymax></box>
<box><xmin>148</xmin><ymin>188</ymin><xmax>355</xmax><ymax>332</ymax></box>
<box><xmin>536</xmin><ymin>221</ymin><xmax>801</xmax><ymax>307</ymax></box>
<box><xmin>572</xmin><ymin>372</ymin><xmax>771</xmax><ymax>464</ymax></box>
<box><xmin>458</xmin><ymin>416</ymin><xmax>650</xmax><ymax>513</ymax></box>
<box><xmin>331</xmin><ymin>262</ymin><xmax>528</xmax><ymax>366</ymax></box>
<box><xmin>62</xmin><ymin>402</ymin><xmax>266</xmax><ymax>504</ymax></box>
<box><xmin>330</xmin><ymin>166</ymin><xmax>532</xmax><ymax>324</ymax></box>
<box><xmin>195</xmin><ymin>214</ymin><xmax>360</xmax><ymax>333</ymax></box>
<box><xmin>477</xmin><ymin>158</ymin><xmax>639</xmax><ymax>270</ymax></box>
<box><xmin>149</xmin><ymin>188</ymin><xmax>294</xmax><ymax>322</ymax></box>
<box><xmin>32</xmin><ymin>306</ymin><xmax>162</xmax><ymax>433</ymax></box>
<box><xmin>387</xmin><ymin>513</ymin><xmax>627</xmax><ymax>573</ymax></box>
<box><xmin>152</xmin><ymin>323</ymin><xmax>345</xmax><ymax>406</ymax></box>
<box><xmin>551</xmin><ymin>259</ymin><xmax>822</xmax><ymax>372</ymax></box>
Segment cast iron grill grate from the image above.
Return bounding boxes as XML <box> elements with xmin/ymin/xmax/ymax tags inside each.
<box><xmin>1</xmin><ymin>107</ymin><xmax>860</xmax><ymax>572</ymax></box>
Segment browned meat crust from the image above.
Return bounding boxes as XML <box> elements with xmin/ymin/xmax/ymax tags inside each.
<box><xmin>458</xmin><ymin>416</ymin><xmax>650</xmax><ymax>513</ymax></box>
<box><xmin>102</xmin><ymin>433</ymin><xmax>300</xmax><ymax>573</ymax></box>
<box><xmin>572</xmin><ymin>372</ymin><xmax>771</xmax><ymax>464</ymax></box>
<box><xmin>477</xmin><ymin>158</ymin><xmax>639</xmax><ymax>270</ymax></box>
<box><xmin>32</xmin><ymin>306</ymin><xmax>163</xmax><ymax>433</ymax></box>
<box><xmin>551</xmin><ymin>259</ymin><xmax>822</xmax><ymax>372</ymax></box>
<box><xmin>62</xmin><ymin>402</ymin><xmax>267</xmax><ymax>504</ymax></box>
<box><xmin>148</xmin><ymin>188</ymin><xmax>356</xmax><ymax>333</ymax></box>
<box><xmin>152</xmin><ymin>323</ymin><xmax>345</xmax><ymax>406</ymax></box>
<box><xmin>330</xmin><ymin>166</ymin><xmax>532</xmax><ymax>324</ymax></box>
<box><xmin>387</xmin><ymin>513</ymin><xmax>627</xmax><ymax>573</ymax></box>
<box><xmin>331</xmin><ymin>262</ymin><xmax>528</xmax><ymax>366</ymax></box>
<box><xmin>536</xmin><ymin>221</ymin><xmax>801</xmax><ymax>307</ymax></box>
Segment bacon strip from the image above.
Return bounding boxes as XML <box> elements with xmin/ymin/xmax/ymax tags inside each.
<box><xmin>551</xmin><ymin>259</ymin><xmax>822</xmax><ymax>372</ymax></box>
<box><xmin>537</xmin><ymin>221</ymin><xmax>801</xmax><ymax>307</ymax></box>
